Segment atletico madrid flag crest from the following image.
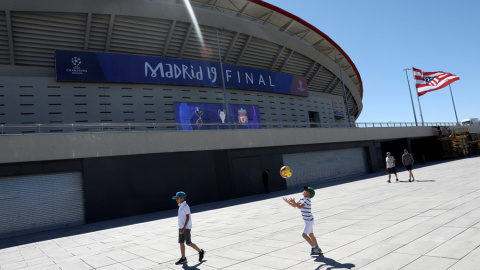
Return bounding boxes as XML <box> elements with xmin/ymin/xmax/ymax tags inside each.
<box><xmin>412</xmin><ymin>67</ymin><xmax>459</xmax><ymax>96</ymax></box>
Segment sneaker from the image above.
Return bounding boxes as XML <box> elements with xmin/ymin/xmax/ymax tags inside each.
<box><xmin>396</xmin><ymin>179</ymin><xmax>399</xmax><ymax>182</ymax></box>
<box><xmin>310</xmin><ymin>248</ymin><xmax>316</xmax><ymax>255</ymax></box>
<box><xmin>387</xmin><ymin>180</ymin><xmax>391</xmax><ymax>183</ymax></box>
<box><xmin>315</xmin><ymin>247</ymin><xmax>323</xmax><ymax>254</ymax></box>
<box><xmin>409</xmin><ymin>179</ymin><xmax>412</xmax><ymax>182</ymax></box>
<box><xmin>199</xmin><ymin>249</ymin><xmax>205</xmax><ymax>262</ymax></box>
<box><xmin>175</xmin><ymin>257</ymin><xmax>187</xmax><ymax>265</ymax></box>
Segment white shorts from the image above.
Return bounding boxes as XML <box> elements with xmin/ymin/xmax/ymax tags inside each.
<box><xmin>303</xmin><ymin>220</ymin><xmax>314</xmax><ymax>234</ymax></box>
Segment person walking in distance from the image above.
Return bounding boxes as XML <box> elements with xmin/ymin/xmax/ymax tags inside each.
<box><xmin>402</xmin><ymin>149</ymin><xmax>415</xmax><ymax>182</ymax></box>
<box><xmin>386</xmin><ymin>152</ymin><xmax>398</xmax><ymax>183</ymax></box>
<box><xmin>262</xmin><ymin>169</ymin><xmax>270</xmax><ymax>193</ymax></box>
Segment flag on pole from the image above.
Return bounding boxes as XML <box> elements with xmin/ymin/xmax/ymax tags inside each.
<box><xmin>412</xmin><ymin>67</ymin><xmax>459</xmax><ymax>96</ymax></box>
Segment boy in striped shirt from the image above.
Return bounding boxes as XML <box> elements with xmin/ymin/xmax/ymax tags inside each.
<box><xmin>283</xmin><ymin>186</ymin><xmax>322</xmax><ymax>255</ymax></box>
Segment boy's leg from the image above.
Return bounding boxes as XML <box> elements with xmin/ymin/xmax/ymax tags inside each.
<box><xmin>180</xmin><ymin>243</ymin><xmax>186</xmax><ymax>258</ymax></box>
<box><xmin>302</xmin><ymin>233</ymin><xmax>314</xmax><ymax>247</ymax></box>
<box><xmin>187</xmin><ymin>243</ymin><xmax>201</xmax><ymax>252</ymax></box>
<box><xmin>185</xmin><ymin>229</ymin><xmax>201</xmax><ymax>253</ymax></box>
<box><xmin>309</xmin><ymin>233</ymin><xmax>319</xmax><ymax>248</ymax></box>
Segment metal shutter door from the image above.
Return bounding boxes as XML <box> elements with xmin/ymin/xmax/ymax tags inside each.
<box><xmin>0</xmin><ymin>172</ymin><xmax>85</xmax><ymax>237</ymax></box>
<box><xmin>283</xmin><ymin>148</ymin><xmax>368</xmax><ymax>188</ymax></box>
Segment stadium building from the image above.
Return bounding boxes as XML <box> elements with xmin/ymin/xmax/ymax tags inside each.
<box><xmin>0</xmin><ymin>0</ymin><xmax>373</xmax><ymax>237</ymax></box>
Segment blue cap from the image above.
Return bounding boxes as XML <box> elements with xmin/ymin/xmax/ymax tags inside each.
<box><xmin>172</xmin><ymin>191</ymin><xmax>186</xmax><ymax>200</ymax></box>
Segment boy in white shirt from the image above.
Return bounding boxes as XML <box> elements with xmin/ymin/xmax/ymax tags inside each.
<box><xmin>283</xmin><ymin>186</ymin><xmax>322</xmax><ymax>255</ymax></box>
<box><xmin>172</xmin><ymin>191</ymin><xmax>205</xmax><ymax>265</ymax></box>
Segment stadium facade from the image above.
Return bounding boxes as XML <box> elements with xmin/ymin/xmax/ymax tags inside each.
<box><xmin>0</xmin><ymin>0</ymin><xmax>374</xmax><ymax>237</ymax></box>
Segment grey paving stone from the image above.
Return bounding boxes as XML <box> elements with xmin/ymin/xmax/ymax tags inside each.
<box><xmin>448</xmin><ymin>245</ymin><xmax>480</xmax><ymax>270</ymax></box>
<box><xmin>120</xmin><ymin>257</ymin><xmax>158</xmax><ymax>270</ymax></box>
<box><xmin>348</xmin><ymin>243</ymin><xmax>402</xmax><ymax>260</ymax></box>
<box><xmin>360</xmin><ymin>252</ymin><xmax>420</xmax><ymax>270</ymax></box>
<box><xmin>245</xmin><ymin>254</ymin><xmax>300</xmax><ymax>269</ymax></box>
<box><xmin>395</xmin><ymin>238</ymin><xmax>445</xmax><ymax>255</ymax></box>
<box><xmin>401</xmin><ymin>255</ymin><xmax>457</xmax><ymax>270</ymax></box>
<box><xmin>80</xmin><ymin>255</ymin><xmax>117</xmax><ymax>269</ymax></box>
<box><xmin>57</xmin><ymin>260</ymin><xmax>94</xmax><ymax>270</ymax></box>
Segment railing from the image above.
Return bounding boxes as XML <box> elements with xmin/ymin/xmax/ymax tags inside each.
<box><xmin>355</xmin><ymin>122</ymin><xmax>461</xmax><ymax>128</ymax></box>
<box><xmin>0</xmin><ymin>121</ymin><xmax>467</xmax><ymax>135</ymax></box>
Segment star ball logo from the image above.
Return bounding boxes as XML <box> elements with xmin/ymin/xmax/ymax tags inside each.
<box><xmin>66</xmin><ymin>56</ymin><xmax>87</xmax><ymax>75</ymax></box>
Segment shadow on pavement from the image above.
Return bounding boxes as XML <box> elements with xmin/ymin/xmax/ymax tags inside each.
<box><xmin>181</xmin><ymin>261</ymin><xmax>205</xmax><ymax>269</ymax></box>
<box><xmin>314</xmin><ymin>254</ymin><xmax>355</xmax><ymax>269</ymax></box>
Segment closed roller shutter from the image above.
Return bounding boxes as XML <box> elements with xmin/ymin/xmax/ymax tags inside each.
<box><xmin>283</xmin><ymin>148</ymin><xmax>368</xmax><ymax>188</ymax></box>
<box><xmin>0</xmin><ymin>172</ymin><xmax>85</xmax><ymax>237</ymax></box>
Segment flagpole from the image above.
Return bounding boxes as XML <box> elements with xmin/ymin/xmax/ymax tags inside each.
<box><xmin>412</xmin><ymin>67</ymin><xmax>425</xmax><ymax>126</ymax></box>
<box><xmin>403</xmin><ymin>68</ymin><xmax>418</xmax><ymax>126</ymax></box>
<box><xmin>448</xmin><ymin>79</ymin><xmax>459</xmax><ymax>124</ymax></box>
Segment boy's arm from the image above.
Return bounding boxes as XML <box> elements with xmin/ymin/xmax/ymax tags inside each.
<box><xmin>180</xmin><ymin>214</ymin><xmax>190</xmax><ymax>234</ymax></box>
<box><xmin>284</xmin><ymin>197</ymin><xmax>305</xmax><ymax>209</ymax></box>
<box><xmin>283</xmin><ymin>197</ymin><xmax>296</xmax><ymax>207</ymax></box>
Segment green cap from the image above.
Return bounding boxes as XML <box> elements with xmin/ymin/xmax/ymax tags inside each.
<box><xmin>304</xmin><ymin>186</ymin><xmax>315</xmax><ymax>198</ymax></box>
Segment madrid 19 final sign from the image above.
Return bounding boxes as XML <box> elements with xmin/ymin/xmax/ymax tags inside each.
<box><xmin>55</xmin><ymin>50</ymin><xmax>309</xmax><ymax>97</ymax></box>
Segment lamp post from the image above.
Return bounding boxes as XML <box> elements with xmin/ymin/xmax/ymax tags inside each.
<box><xmin>337</xmin><ymin>53</ymin><xmax>352</xmax><ymax>127</ymax></box>
<box><xmin>403</xmin><ymin>68</ymin><xmax>418</xmax><ymax>126</ymax></box>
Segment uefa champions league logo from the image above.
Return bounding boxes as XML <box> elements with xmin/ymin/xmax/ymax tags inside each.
<box><xmin>66</xmin><ymin>56</ymin><xmax>87</xmax><ymax>75</ymax></box>
<box><xmin>71</xmin><ymin>57</ymin><xmax>81</xmax><ymax>70</ymax></box>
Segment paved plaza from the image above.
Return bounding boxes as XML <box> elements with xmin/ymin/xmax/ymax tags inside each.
<box><xmin>2</xmin><ymin>156</ymin><xmax>480</xmax><ymax>270</ymax></box>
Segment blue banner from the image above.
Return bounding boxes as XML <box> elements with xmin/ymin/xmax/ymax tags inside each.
<box><xmin>55</xmin><ymin>50</ymin><xmax>308</xmax><ymax>97</ymax></box>
<box><xmin>174</xmin><ymin>102</ymin><xmax>261</xmax><ymax>130</ymax></box>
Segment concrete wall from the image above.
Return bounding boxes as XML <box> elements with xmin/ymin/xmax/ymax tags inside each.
<box><xmin>3</xmin><ymin>125</ymin><xmax>478</xmax><ymax>164</ymax></box>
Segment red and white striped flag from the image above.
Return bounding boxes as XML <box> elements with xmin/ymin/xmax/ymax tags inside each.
<box><xmin>412</xmin><ymin>67</ymin><xmax>459</xmax><ymax>96</ymax></box>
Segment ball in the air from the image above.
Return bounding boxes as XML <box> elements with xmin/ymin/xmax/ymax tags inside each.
<box><xmin>280</xmin><ymin>166</ymin><xmax>292</xmax><ymax>179</ymax></box>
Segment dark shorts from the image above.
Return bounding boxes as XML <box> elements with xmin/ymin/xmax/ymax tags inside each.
<box><xmin>387</xmin><ymin>167</ymin><xmax>397</xmax><ymax>174</ymax></box>
<box><xmin>179</xmin><ymin>229</ymin><xmax>192</xmax><ymax>244</ymax></box>
<box><xmin>405</xmin><ymin>164</ymin><xmax>413</xmax><ymax>171</ymax></box>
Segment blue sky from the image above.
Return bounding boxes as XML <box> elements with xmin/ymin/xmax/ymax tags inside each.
<box><xmin>262</xmin><ymin>0</ymin><xmax>480</xmax><ymax>123</ymax></box>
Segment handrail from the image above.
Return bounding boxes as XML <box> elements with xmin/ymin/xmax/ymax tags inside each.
<box><xmin>0</xmin><ymin>121</ymin><xmax>469</xmax><ymax>135</ymax></box>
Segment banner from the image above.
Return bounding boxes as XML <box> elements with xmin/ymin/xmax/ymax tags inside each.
<box><xmin>55</xmin><ymin>50</ymin><xmax>308</xmax><ymax>97</ymax></box>
<box><xmin>174</xmin><ymin>102</ymin><xmax>261</xmax><ymax>130</ymax></box>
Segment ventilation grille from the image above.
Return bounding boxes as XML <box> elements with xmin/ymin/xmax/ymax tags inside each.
<box><xmin>282</xmin><ymin>52</ymin><xmax>312</xmax><ymax>76</ymax></box>
<box><xmin>11</xmin><ymin>12</ymin><xmax>86</xmax><ymax>67</ymax></box>
<box><xmin>0</xmin><ymin>11</ymin><xmax>10</xmax><ymax>65</ymax></box>
<box><xmin>309</xmin><ymin>69</ymin><xmax>336</xmax><ymax>93</ymax></box>
<box><xmin>109</xmin><ymin>15</ymin><xmax>170</xmax><ymax>56</ymax></box>
<box><xmin>239</xmin><ymin>37</ymin><xmax>279</xmax><ymax>70</ymax></box>
<box><xmin>165</xmin><ymin>21</ymin><xmax>190</xmax><ymax>58</ymax></box>
<box><xmin>88</xmin><ymin>13</ymin><xmax>109</xmax><ymax>51</ymax></box>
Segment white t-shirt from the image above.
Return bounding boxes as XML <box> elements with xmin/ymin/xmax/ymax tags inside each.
<box><xmin>386</xmin><ymin>156</ymin><xmax>395</xmax><ymax>168</ymax></box>
<box><xmin>297</xmin><ymin>197</ymin><xmax>314</xmax><ymax>222</ymax></box>
<box><xmin>178</xmin><ymin>201</ymin><xmax>192</xmax><ymax>229</ymax></box>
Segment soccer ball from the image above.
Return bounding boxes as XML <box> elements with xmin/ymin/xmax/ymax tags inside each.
<box><xmin>280</xmin><ymin>166</ymin><xmax>292</xmax><ymax>179</ymax></box>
